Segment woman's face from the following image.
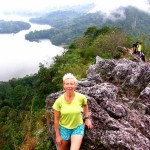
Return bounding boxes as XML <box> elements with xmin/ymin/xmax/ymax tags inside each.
<box><xmin>63</xmin><ymin>78</ymin><xmax>76</xmax><ymax>92</ymax></box>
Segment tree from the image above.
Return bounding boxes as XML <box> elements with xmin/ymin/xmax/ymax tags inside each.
<box><xmin>92</xmin><ymin>28</ymin><xmax>127</xmax><ymax>59</ymax></box>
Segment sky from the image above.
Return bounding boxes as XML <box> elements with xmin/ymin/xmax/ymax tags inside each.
<box><xmin>0</xmin><ymin>0</ymin><xmax>92</xmax><ymax>14</ymax></box>
<box><xmin>0</xmin><ymin>0</ymin><xmax>150</xmax><ymax>15</ymax></box>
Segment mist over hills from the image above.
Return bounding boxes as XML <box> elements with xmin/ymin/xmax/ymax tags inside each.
<box><xmin>1</xmin><ymin>2</ymin><xmax>150</xmax><ymax>45</ymax></box>
<box><xmin>26</xmin><ymin>4</ymin><xmax>150</xmax><ymax>45</ymax></box>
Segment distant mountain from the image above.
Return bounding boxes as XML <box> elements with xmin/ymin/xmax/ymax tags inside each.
<box><xmin>25</xmin><ymin>5</ymin><xmax>150</xmax><ymax>45</ymax></box>
<box><xmin>0</xmin><ymin>20</ymin><xmax>31</xmax><ymax>34</ymax></box>
<box><xmin>103</xmin><ymin>6</ymin><xmax>150</xmax><ymax>36</ymax></box>
<box><xmin>29</xmin><ymin>3</ymin><xmax>95</xmax><ymax>27</ymax></box>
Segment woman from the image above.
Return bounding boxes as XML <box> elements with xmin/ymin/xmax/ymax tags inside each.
<box><xmin>53</xmin><ymin>73</ymin><xmax>93</xmax><ymax>150</ymax></box>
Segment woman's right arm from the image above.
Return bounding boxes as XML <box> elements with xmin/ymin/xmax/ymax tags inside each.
<box><xmin>54</xmin><ymin>110</ymin><xmax>62</xmax><ymax>145</ymax></box>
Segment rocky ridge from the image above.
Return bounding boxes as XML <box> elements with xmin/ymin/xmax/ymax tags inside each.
<box><xmin>45</xmin><ymin>56</ymin><xmax>150</xmax><ymax>150</ymax></box>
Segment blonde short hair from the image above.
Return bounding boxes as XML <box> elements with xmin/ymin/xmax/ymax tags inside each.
<box><xmin>63</xmin><ymin>73</ymin><xmax>77</xmax><ymax>83</ymax></box>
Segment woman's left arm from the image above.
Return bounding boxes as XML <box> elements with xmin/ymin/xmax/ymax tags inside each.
<box><xmin>83</xmin><ymin>104</ymin><xmax>93</xmax><ymax>129</ymax></box>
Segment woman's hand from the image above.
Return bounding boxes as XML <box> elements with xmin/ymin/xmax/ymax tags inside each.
<box><xmin>84</xmin><ymin>118</ymin><xmax>93</xmax><ymax>129</ymax></box>
<box><xmin>56</xmin><ymin>135</ymin><xmax>62</xmax><ymax>145</ymax></box>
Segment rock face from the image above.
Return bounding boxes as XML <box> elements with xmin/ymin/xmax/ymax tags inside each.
<box><xmin>45</xmin><ymin>56</ymin><xmax>150</xmax><ymax>150</ymax></box>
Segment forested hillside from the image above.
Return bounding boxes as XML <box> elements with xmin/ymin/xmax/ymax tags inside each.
<box><xmin>26</xmin><ymin>6</ymin><xmax>150</xmax><ymax>45</ymax></box>
<box><xmin>0</xmin><ymin>20</ymin><xmax>31</xmax><ymax>33</ymax></box>
<box><xmin>0</xmin><ymin>24</ymin><xmax>150</xmax><ymax>149</ymax></box>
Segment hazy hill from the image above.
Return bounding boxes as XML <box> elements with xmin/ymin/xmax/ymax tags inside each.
<box><xmin>26</xmin><ymin>5</ymin><xmax>150</xmax><ymax>45</ymax></box>
<box><xmin>104</xmin><ymin>6</ymin><xmax>150</xmax><ymax>36</ymax></box>
<box><xmin>29</xmin><ymin>3</ymin><xmax>95</xmax><ymax>26</ymax></box>
<box><xmin>0</xmin><ymin>20</ymin><xmax>31</xmax><ymax>33</ymax></box>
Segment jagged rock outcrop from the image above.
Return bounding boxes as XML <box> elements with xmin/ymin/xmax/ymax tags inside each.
<box><xmin>45</xmin><ymin>56</ymin><xmax>150</xmax><ymax>150</ymax></box>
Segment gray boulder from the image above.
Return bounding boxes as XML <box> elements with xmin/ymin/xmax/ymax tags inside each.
<box><xmin>45</xmin><ymin>56</ymin><xmax>150</xmax><ymax>150</ymax></box>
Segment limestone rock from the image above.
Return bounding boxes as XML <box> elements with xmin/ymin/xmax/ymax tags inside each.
<box><xmin>45</xmin><ymin>56</ymin><xmax>150</xmax><ymax>150</ymax></box>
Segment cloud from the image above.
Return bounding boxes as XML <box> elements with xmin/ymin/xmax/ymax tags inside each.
<box><xmin>91</xmin><ymin>0</ymin><xmax>150</xmax><ymax>14</ymax></box>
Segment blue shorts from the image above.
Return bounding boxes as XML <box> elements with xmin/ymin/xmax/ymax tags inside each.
<box><xmin>59</xmin><ymin>124</ymin><xmax>84</xmax><ymax>140</ymax></box>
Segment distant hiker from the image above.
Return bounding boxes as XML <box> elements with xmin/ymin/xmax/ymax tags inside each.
<box><xmin>139</xmin><ymin>51</ymin><xmax>145</xmax><ymax>62</ymax></box>
<box><xmin>132</xmin><ymin>43</ymin><xmax>137</xmax><ymax>54</ymax></box>
<box><xmin>137</xmin><ymin>42</ymin><xmax>142</xmax><ymax>54</ymax></box>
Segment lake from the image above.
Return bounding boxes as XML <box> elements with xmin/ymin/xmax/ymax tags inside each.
<box><xmin>0</xmin><ymin>15</ymin><xmax>64</xmax><ymax>81</ymax></box>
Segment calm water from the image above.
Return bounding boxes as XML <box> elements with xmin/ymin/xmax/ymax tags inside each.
<box><xmin>0</xmin><ymin>15</ymin><xmax>64</xmax><ymax>81</ymax></box>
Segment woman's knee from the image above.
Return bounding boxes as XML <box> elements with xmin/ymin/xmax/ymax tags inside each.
<box><xmin>57</xmin><ymin>140</ymin><xmax>70</xmax><ymax>150</ymax></box>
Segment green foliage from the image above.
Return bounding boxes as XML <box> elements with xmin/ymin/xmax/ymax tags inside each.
<box><xmin>32</xmin><ymin>96</ymin><xmax>45</xmax><ymax>111</ymax></box>
<box><xmin>84</xmin><ymin>26</ymin><xmax>111</xmax><ymax>40</ymax></box>
<box><xmin>91</xmin><ymin>28</ymin><xmax>127</xmax><ymax>59</ymax></box>
<box><xmin>1</xmin><ymin>23</ymin><xmax>150</xmax><ymax>149</ymax></box>
<box><xmin>0</xmin><ymin>107</ymin><xmax>23</xmax><ymax>149</ymax></box>
<box><xmin>0</xmin><ymin>20</ymin><xmax>31</xmax><ymax>33</ymax></box>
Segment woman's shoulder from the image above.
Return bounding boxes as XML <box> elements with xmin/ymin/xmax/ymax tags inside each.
<box><xmin>55</xmin><ymin>94</ymin><xmax>64</xmax><ymax>102</ymax></box>
<box><xmin>53</xmin><ymin>94</ymin><xmax>64</xmax><ymax>106</ymax></box>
